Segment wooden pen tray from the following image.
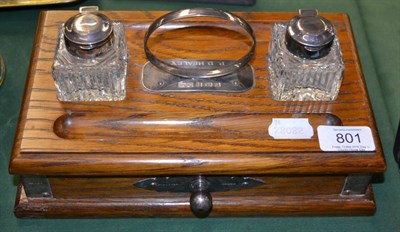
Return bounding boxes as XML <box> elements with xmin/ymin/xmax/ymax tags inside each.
<box><xmin>10</xmin><ymin>11</ymin><xmax>386</xmax><ymax>218</ymax></box>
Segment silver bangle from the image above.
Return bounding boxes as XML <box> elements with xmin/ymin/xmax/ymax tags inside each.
<box><xmin>144</xmin><ymin>8</ymin><xmax>256</xmax><ymax>79</ymax></box>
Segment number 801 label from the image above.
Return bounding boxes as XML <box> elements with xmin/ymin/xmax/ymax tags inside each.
<box><xmin>317</xmin><ymin>126</ymin><xmax>376</xmax><ymax>151</ymax></box>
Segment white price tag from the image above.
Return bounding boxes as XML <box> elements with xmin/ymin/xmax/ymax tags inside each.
<box><xmin>317</xmin><ymin>126</ymin><xmax>375</xmax><ymax>151</ymax></box>
<box><xmin>268</xmin><ymin>118</ymin><xmax>313</xmax><ymax>139</ymax></box>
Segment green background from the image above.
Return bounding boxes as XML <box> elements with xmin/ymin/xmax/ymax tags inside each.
<box><xmin>1</xmin><ymin>0</ymin><xmax>399</xmax><ymax>231</ymax></box>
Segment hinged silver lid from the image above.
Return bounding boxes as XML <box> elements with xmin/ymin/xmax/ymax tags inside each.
<box><xmin>286</xmin><ymin>9</ymin><xmax>335</xmax><ymax>59</ymax></box>
<box><xmin>64</xmin><ymin>6</ymin><xmax>113</xmax><ymax>50</ymax></box>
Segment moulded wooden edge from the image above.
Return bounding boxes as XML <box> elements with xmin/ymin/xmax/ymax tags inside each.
<box><xmin>14</xmin><ymin>183</ymin><xmax>376</xmax><ymax>218</ymax></box>
<box><xmin>9</xmin><ymin>151</ymin><xmax>387</xmax><ymax>176</ymax></box>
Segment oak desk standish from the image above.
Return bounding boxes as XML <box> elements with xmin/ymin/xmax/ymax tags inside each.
<box><xmin>9</xmin><ymin>11</ymin><xmax>386</xmax><ymax>218</ymax></box>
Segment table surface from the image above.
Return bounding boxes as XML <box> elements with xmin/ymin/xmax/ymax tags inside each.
<box><xmin>1</xmin><ymin>0</ymin><xmax>399</xmax><ymax>231</ymax></box>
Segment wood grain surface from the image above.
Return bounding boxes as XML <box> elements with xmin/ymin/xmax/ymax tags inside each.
<box><xmin>9</xmin><ymin>11</ymin><xmax>385</xmax><ymax>176</ymax></box>
<box><xmin>47</xmin><ymin>175</ymin><xmax>345</xmax><ymax>198</ymax></box>
<box><xmin>14</xmin><ymin>182</ymin><xmax>376</xmax><ymax>218</ymax></box>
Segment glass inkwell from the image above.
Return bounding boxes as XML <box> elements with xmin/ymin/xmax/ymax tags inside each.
<box><xmin>267</xmin><ymin>9</ymin><xmax>344</xmax><ymax>101</ymax></box>
<box><xmin>52</xmin><ymin>6</ymin><xmax>128</xmax><ymax>101</ymax></box>
<box><xmin>141</xmin><ymin>8</ymin><xmax>256</xmax><ymax>92</ymax></box>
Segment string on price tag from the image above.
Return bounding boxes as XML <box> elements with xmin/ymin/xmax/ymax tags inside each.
<box><xmin>317</xmin><ymin>126</ymin><xmax>375</xmax><ymax>151</ymax></box>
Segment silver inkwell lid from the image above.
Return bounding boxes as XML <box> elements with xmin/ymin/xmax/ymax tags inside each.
<box><xmin>285</xmin><ymin>9</ymin><xmax>335</xmax><ymax>59</ymax></box>
<box><xmin>64</xmin><ymin>6</ymin><xmax>114</xmax><ymax>58</ymax></box>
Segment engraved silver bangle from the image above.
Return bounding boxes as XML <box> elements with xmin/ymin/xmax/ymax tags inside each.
<box><xmin>143</xmin><ymin>8</ymin><xmax>256</xmax><ymax>79</ymax></box>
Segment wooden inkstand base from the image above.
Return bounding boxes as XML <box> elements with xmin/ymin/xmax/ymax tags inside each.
<box><xmin>10</xmin><ymin>11</ymin><xmax>386</xmax><ymax>218</ymax></box>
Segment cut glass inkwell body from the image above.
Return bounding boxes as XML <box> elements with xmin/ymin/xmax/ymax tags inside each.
<box><xmin>52</xmin><ymin>6</ymin><xmax>128</xmax><ymax>101</ymax></box>
<box><xmin>267</xmin><ymin>9</ymin><xmax>344</xmax><ymax>101</ymax></box>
